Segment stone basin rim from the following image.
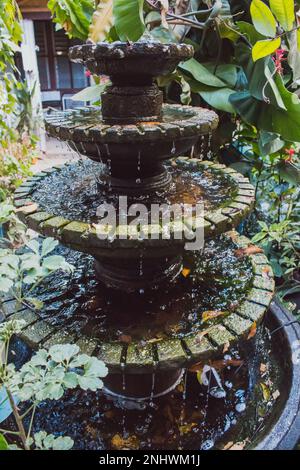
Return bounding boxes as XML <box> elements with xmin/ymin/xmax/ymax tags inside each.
<box><xmin>5</xmin><ymin>231</ymin><xmax>275</xmax><ymax>373</ymax></box>
<box><xmin>69</xmin><ymin>41</ymin><xmax>194</xmax><ymax>62</ymax></box>
<box><xmin>14</xmin><ymin>159</ymin><xmax>255</xmax><ymax>256</ymax></box>
<box><xmin>44</xmin><ymin>104</ymin><xmax>219</xmax><ymax>143</ymax></box>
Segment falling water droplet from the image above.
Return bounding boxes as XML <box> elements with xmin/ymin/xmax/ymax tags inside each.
<box><xmin>96</xmin><ymin>143</ymin><xmax>102</xmax><ymax>161</ymax></box>
<box><xmin>139</xmin><ymin>252</ymin><xmax>143</xmax><ymax>277</ymax></box>
<box><xmin>171</xmin><ymin>141</ymin><xmax>176</xmax><ymax>155</ymax></box>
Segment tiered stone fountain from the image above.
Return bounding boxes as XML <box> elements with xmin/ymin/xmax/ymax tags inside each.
<box><xmin>13</xmin><ymin>41</ymin><xmax>274</xmax><ymax>400</ymax></box>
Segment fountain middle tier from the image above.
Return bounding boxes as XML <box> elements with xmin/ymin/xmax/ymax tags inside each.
<box><xmin>15</xmin><ymin>158</ymin><xmax>255</xmax><ymax>290</ymax></box>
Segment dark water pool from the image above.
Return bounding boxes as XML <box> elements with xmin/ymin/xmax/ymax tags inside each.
<box><xmin>27</xmin><ymin>237</ymin><xmax>252</xmax><ymax>343</ymax></box>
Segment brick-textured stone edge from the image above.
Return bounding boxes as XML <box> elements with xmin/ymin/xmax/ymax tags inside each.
<box><xmin>44</xmin><ymin>104</ymin><xmax>219</xmax><ymax>143</ymax></box>
<box><xmin>14</xmin><ymin>160</ymin><xmax>255</xmax><ymax>258</ymax></box>
<box><xmin>2</xmin><ymin>232</ymin><xmax>274</xmax><ymax>373</ymax></box>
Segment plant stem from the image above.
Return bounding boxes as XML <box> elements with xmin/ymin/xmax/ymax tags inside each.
<box><xmin>26</xmin><ymin>404</ymin><xmax>36</xmax><ymax>441</ymax></box>
<box><xmin>0</xmin><ymin>428</ymin><xmax>20</xmax><ymax>436</ymax></box>
<box><xmin>6</xmin><ymin>388</ymin><xmax>30</xmax><ymax>450</ymax></box>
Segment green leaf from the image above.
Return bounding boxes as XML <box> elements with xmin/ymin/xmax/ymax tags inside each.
<box><xmin>84</xmin><ymin>357</ymin><xmax>108</xmax><ymax>378</ymax></box>
<box><xmin>52</xmin><ymin>436</ymin><xmax>74</xmax><ymax>451</ymax></box>
<box><xmin>250</xmin><ymin>0</ymin><xmax>277</xmax><ymax>37</ymax></box>
<box><xmin>41</xmin><ymin>238</ymin><xmax>58</xmax><ymax>258</ymax></box>
<box><xmin>26</xmin><ymin>238</ymin><xmax>40</xmax><ymax>255</ymax></box>
<box><xmin>278</xmin><ymin>161</ymin><xmax>300</xmax><ymax>185</ymax></box>
<box><xmin>49</xmin><ymin>344</ymin><xmax>80</xmax><ymax>363</ymax></box>
<box><xmin>113</xmin><ymin>0</ymin><xmax>145</xmax><ymax>42</ymax></box>
<box><xmin>42</xmin><ymin>255</ymin><xmax>67</xmax><ymax>271</ymax></box>
<box><xmin>270</xmin><ymin>0</ymin><xmax>295</xmax><ymax>31</ymax></box>
<box><xmin>237</xmin><ymin>21</ymin><xmax>266</xmax><ymax>45</ymax></box>
<box><xmin>252</xmin><ymin>232</ymin><xmax>267</xmax><ymax>243</ymax></box>
<box><xmin>235</xmin><ymin>43</ymin><xmax>286</xmax><ymax>110</ymax></box>
<box><xmin>258</xmin><ymin>130</ymin><xmax>285</xmax><ymax>155</ymax></box>
<box><xmin>202</xmin><ymin>64</ymin><xmax>238</xmax><ymax>88</ymax></box>
<box><xmin>252</xmin><ymin>38</ymin><xmax>281</xmax><ymax>61</ymax></box>
<box><xmin>63</xmin><ymin>372</ymin><xmax>79</xmax><ymax>388</ymax></box>
<box><xmin>40</xmin><ymin>383</ymin><xmax>64</xmax><ymax>400</ymax></box>
<box><xmin>179</xmin><ymin>58</ymin><xmax>227</xmax><ymax>88</ymax></box>
<box><xmin>198</xmin><ymin>86</ymin><xmax>236</xmax><ymax>113</ymax></box>
<box><xmin>77</xmin><ymin>375</ymin><xmax>103</xmax><ymax>391</ymax></box>
<box><xmin>0</xmin><ymin>434</ymin><xmax>9</xmax><ymax>450</ymax></box>
<box><xmin>71</xmin><ymin>83</ymin><xmax>108</xmax><ymax>102</ymax></box>
<box><xmin>287</xmin><ymin>29</ymin><xmax>300</xmax><ymax>82</ymax></box>
<box><xmin>0</xmin><ymin>277</ymin><xmax>13</xmax><ymax>293</ymax></box>
<box><xmin>230</xmin><ymin>71</ymin><xmax>300</xmax><ymax>141</ymax></box>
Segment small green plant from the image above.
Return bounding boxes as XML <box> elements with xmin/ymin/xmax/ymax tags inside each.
<box><xmin>0</xmin><ymin>320</ymin><xmax>108</xmax><ymax>450</ymax></box>
<box><xmin>0</xmin><ymin>235</ymin><xmax>74</xmax><ymax>312</ymax></box>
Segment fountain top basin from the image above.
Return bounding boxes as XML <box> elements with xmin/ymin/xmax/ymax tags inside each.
<box><xmin>45</xmin><ymin>104</ymin><xmax>218</xmax><ymax>143</ymax></box>
<box><xmin>69</xmin><ymin>41</ymin><xmax>194</xmax><ymax>79</ymax></box>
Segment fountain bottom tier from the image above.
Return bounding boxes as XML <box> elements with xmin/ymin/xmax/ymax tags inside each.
<box><xmin>3</xmin><ymin>233</ymin><xmax>274</xmax><ymax>399</ymax></box>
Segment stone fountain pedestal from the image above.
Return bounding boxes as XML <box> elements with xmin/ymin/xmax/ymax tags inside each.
<box><xmin>13</xmin><ymin>39</ymin><xmax>274</xmax><ymax>401</ymax></box>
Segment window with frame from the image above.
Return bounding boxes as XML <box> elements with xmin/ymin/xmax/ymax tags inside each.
<box><xmin>34</xmin><ymin>21</ymin><xmax>89</xmax><ymax>92</ymax></box>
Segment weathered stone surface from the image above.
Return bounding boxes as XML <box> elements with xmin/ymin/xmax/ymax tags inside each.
<box><xmin>237</xmin><ymin>301</ymin><xmax>266</xmax><ymax>322</ymax></box>
<box><xmin>183</xmin><ymin>216</ymin><xmax>211</xmax><ymax>235</ymax></box>
<box><xmin>222</xmin><ymin>313</ymin><xmax>253</xmax><ymax>336</ymax></box>
<box><xmin>250</xmin><ymin>254</ymin><xmax>270</xmax><ymax>265</ymax></box>
<box><xmin>184</xmin><ymin>334</ymin><xmax>215</xmax><ymax>359</ymax></box>
<box><xmin>253</xmin><ymin>274</ymin><xmax>275</xmax><ymax>292</ymax></box>
<box><xmin>46</xmin><ymin>104</ymin><xmax>219</xmax><ymax>144</ymax></box>
<box><xmin>61</xmin><ymin>221</ymin><xmax>91</xmax><ymax>245</ymax></box>
<box><xmin>126</xmin><ymin>343</ymin><xmax>154</xmax><ymax>371</ymax></box>
<box><xmin>26</xmin><ymin>211</ymin><xmax>53</xmax><ymax>231</ymax></box>
<box><xmin>76</xmin><ymin>337</ymin><xmax>98</xmax><ymax>355</ymax></box>
<box><xmin>20</xmin><ymin>320</ymin><xmax>55</xmax><ymax>348</ymax></box>
<box><xmin>252</xmin><ymin>263</ymin><xmax>273</xmax><ymax>277</ymax></box>
<box><xmin>156</xmin><ymin>339</ymin><xmax>187</xmax><ymax>368</ymax></box>
<box><xmin>2</xmin><ymin>299</ymin><xmax>26</xmax><ymax>315</ymax></box>
<box><xmin>9</xmin><ymin>309</ymin><xmax>38</xmax><ymax>327</ymax></box>
<box><xmin>247</xmin><ymin>287</ymin><xmax>273</xmax><ymax>306</ymax></box>
<box><xmin>221</xmin><ymin>207</ymin><xmax>244</xmax><ymax>226</ymax></box>
<box><xmin>204</xmin><ymin>210</ymin><xmax>230</xmax><ymax>232</ymax></box>
<box><xmin>234</xmin><ymin>195</ymin><xmax>254</xmax><ymax>206</ymax></box>
<box><xmin>97</xmin><ymin>342</ymin><xmax>123</xmax><ymax>371</ymax></box>
<box><xmin>14</xmin><ymin>198</ymin><xmax>32</xmax><ymax>208</ymax></box>
<box><xmin>207</xmin><ymin>325</ymin><xmax>235</xmax><ymax>346</ymax></box>
<box><xmin>43</xmin><ymin>329</ymin><xmax>77</xmax><ymax>348</ymax></box>
<box><xmin>40</xmin><ymin>216</ymin><xmax>70</xmax><ymax>237</ymax></box>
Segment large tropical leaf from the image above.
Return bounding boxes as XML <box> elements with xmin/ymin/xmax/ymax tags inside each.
<box><xmin>113</xmin><ymin>0</ymin><xmax>145</xmax><ymax>41</ymax></box>
<box><xmin>236</xmin><ymin>43</ymin><xmax>286</xmax><ymax>110</ymax></box>
<box><xmin>88</xmin><ymin>0</ymin><xmax>114</xmax><ymax>43</ymax></box>
<box><xmin>230</xmin><ymin>72</ymin><xmax>300</xmax><ymax>142</ymax></box>
<box><xmin>179</xmin><ymin>58</ymin><xmax>227</xmax><ymax>88</ymax></box>
<box><xmin>198</xmin><ymin>86</ymin><xmax>236</xmax><ymax>113</ymax></box>
<box><xmin>250</xmin><ymin>0</ymin><xmax>277</xmax><ymax>37</ymax></box>
<box><xmin>269</xmin><ymin>0</ymin><xmax>295</xmax><ymax>32</ymax></box>
<box><xmin>47</xmin><ymin>0</ymin><xmax>94</xmax><ymax>40</ymax></box>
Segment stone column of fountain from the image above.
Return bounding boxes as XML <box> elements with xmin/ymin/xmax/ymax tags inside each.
<box><xmin>13</xmin><ymin>40</ymin><xmax>275</xmax><ymax>400</ymax></box>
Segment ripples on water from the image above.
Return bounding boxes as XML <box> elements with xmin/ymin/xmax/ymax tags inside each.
<box><xmin>32</xmin><ymin>160</ymin><xmax>237</xmax><ymax>223</ymax></box>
